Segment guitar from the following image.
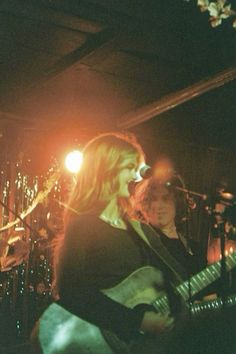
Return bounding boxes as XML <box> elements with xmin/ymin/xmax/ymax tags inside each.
<box><xmin>190</xmin><ymin>293</ymin><xmax>236</xmax><ymax>315</ymax></box>
<box><xmin>36</xmin><ymin>251</ymin><xmax>236</xmax><ymax>354</ymax></box>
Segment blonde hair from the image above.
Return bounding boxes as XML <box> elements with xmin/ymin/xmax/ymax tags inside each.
<box><xmin>66</xmin><ymin>132</ymin><xmax>144</xmax><ymax>219</ymax></box>
<box><xmin>52</xmin><ymin>132</ymin><xmax>144</xmax><ymax>296</ymax></box>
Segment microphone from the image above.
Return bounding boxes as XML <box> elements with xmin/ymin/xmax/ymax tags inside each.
<box><xmin>128</xmin><ymin>165</ymin><xmax>151</xmax><ymax>194</ymax></box>
<box><xmin>138</xmin><ymin>164</ymin><xmax>207</xmax><ymax>210</ymax></box>
<box><xmin>138</xmin><ymin>164</ymin><xmax>176</xmax><ymax>181</ymax></box>
<box><xmin>139</xmin><ymin>164</ymin><xmax>152</xmax><ymax>179</ymax></box>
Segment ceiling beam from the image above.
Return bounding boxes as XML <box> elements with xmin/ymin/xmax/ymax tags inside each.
<box><xmin>0</xmin><ymin>0</ymin><xmax>104</xmax><ymax>34</ymax></box>
<box><xmin>117</xmin><ymin>65</ymin><xmax>236</xmax><ymax>129</ymax></box>
<box><xmin>42</xmin><ymin>27</ymin><xmax>115</xmax><ymax>79</ymax></box>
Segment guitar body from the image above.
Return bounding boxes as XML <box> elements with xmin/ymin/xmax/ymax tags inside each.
<box><xmin>37</xmin><ymin>303</ymin><xmax>114</xmax><ymax>354</ymax></box>
<box><xmin>104</xmin><ymin>266</ymin><xmax>164</xmax><ymax>308</ymax></box>
<box><xmin>35</xmin><ymin>252</ymin><xmax>236</xmax><ymax>354</ymax></box>
<box><xmin>36</xmin><ymin>266</ymin><xmax>164</xmax><ymax>354</ymax></box>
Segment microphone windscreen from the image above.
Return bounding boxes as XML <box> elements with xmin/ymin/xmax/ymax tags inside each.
<box><xmin>139</xmin><ymin>165</ymin><xmax>152</xmax><ymax>179</ymax></box>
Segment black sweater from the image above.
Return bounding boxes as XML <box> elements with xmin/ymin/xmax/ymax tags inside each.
<box><xmin>56</xmin><ymin>214</ymin><xmax>184</xmax><ymax>341</ymax></box>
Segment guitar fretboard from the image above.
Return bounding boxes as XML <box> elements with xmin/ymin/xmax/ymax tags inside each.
<box><xmin>152</xmin><ymin>252</ymin><xmax>236</xmax><ymax>313</ymax></box>
<box><xmin>191</xmin><ymin>294</ymin><xmax>236</xmax><ymax>315</ymax></box>
<box><xmin>178</xmin><ymin>252</ymin><xmax>236</xmax><ymax>301</ymax></box>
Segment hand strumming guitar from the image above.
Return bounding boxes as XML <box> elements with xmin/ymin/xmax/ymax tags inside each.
<box><xmin>140</xmin><ymin>311</ymin><xmax>174</xmax><ymax>335</ymax></box>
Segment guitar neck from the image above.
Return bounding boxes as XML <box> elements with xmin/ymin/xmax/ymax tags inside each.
<box><xmin>177</xmin><ymin>252</ymin><xmax>236</xmax><ymax>301</ymax></box>
<box><xmin>152</xmin><ymin>252</ymin><xmax>236</xmax><ymax>313</ymax></box>
<box><xmin>191</xmin><ymin>294</ymin><xmax>236</xmax><ymax>315</ymax></box>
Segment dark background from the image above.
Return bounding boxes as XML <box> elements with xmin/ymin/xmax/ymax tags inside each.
<box><xmin>1</xmin><ymin>0</ymin><xmax>236</xmax><ymax>248</ymax></box>
<box><xmin>0</xmin><ymin>2</ymin><xmax>236</xmax><ymax>351</ymax></box>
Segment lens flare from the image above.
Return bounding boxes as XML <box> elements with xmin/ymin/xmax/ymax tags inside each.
<box><xmin>65</xmin><ymin>150</ymin><xmax>83</xmax><ymax>174</ymax></box>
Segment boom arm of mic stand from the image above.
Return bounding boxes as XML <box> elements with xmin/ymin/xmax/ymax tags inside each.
<box><xmin>174</xmin><ymin>186</ymin><xmax>207</xmax><ymax>200</ymax></box>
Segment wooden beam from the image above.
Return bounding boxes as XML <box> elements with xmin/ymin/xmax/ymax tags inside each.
<box><xmin>32</xmin><ymin>27</ymin><xmax>115</xmax><ymax>84</ymax></box>
<box><xmin>117</xmin><ymin>66</ymin><xmax>236</xmax><ymax>129</ymax></box>
<box><xmin>0</xmin><ymin>0</ymin><xmax>104</xmax><ymax>34</ymax></box>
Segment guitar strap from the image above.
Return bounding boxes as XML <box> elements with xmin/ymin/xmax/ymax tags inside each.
<box><xmin>128</xmin><ymin>219</ymin><xmax>186</xmax><ymax>285</ymax></box>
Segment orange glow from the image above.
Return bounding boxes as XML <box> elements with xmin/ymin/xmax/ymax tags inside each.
<box><xmin>65</xmin><ymin>150</ymin><xmax>83</xmax><ymax>174</ymax></box>
<box><xmin>153</xmin><ymin>157</ymin><xmax>175</xmax><ymax>181</ymax></box>
<box><xmin>219</xmin><ymin>191</ymin><xmax>234</xmax><ymax>200</ymax></box>
<box><xmin>207</xmin><ymin>238</ymin><xmax>236</xmax><ymax>264</ymax></box>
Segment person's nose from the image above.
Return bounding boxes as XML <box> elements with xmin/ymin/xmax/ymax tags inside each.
<box><xmin>156</xmin><ymin>201</ymin><xmax>165</xmax><ymax>211</ymax></box>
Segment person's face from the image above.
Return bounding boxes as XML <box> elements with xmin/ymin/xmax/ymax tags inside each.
<box><xmin>147</xmin><ymin>186</ymin><xmax>176</xmax><ymax>229</ymax></box>
<box><xmin>116</xmin><ymin>155</ymin><xmax>139</xmax><ymax>198</ymax></box>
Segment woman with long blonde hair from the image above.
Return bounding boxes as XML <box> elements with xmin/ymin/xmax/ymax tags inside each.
<box><xmin>52</xmin><ymin>132</ymin><xmax>177</xmax><ymax>353</ymax></box>
<box><xmin>66</xmin><ymin>132</ymin><xmax>144</xmax><ymax>218</ymax></box>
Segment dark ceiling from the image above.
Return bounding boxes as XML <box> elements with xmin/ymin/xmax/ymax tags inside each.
<box><xmin>0</xmin><ymin>0</ymin><xmax>236</xmax><ymax>157</ymax></box>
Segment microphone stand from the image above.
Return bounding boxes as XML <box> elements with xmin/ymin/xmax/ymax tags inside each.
<box><xmin>171</xmin><ymin>184</ymin><xmax>231</xmax><ymax>306</ymax></box>
<box><xmin>218</xmin><ymin>220</ymin><xmax>228</xmax><ymax>306</ymax></box>
<box><xmin>213</xmin><ymin>202</ymin><xmax>232</xmax><ymax>306</ymax></box>
<box><xmin>184</xmin><ymin>191</ymin><xmax>194</xmax><ymax>318</ymax></box>
<box><xmin>0</xmin><ymin>199</ymin><xmax>41</xmax><ymax>240</ymax></box>
<box><xmin>171</xmin><ymin>175</ymin><xmax>196</xmax><ymax>318</ymax></box>
<box><xmin>168</xmin><ymin>178</ymin><xmax>211</xmax><ymax>316</ymax></box>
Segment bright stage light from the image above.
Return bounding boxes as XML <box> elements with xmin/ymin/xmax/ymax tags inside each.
<box><xmin>65</xmin><ymin>150</ymin><xmax>83</xmax><ymax>174</ymax></box>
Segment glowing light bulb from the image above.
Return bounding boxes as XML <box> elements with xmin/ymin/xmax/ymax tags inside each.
<box><xmin>65</xmin><ymin>150</ymin><xmax>83</xmax><ymax>174</ymax></box>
